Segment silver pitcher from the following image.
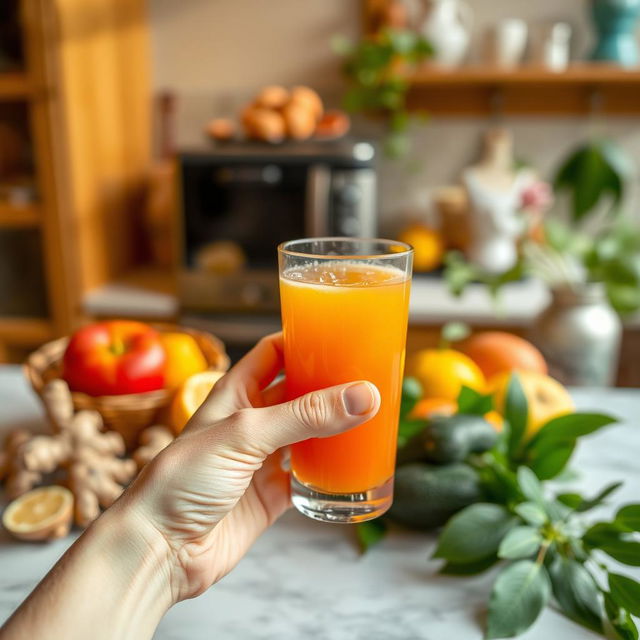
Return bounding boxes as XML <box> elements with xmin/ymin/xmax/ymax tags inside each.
<box><xmin>530</xmin><ymin>283</ymin><xmax>622</xmax><ymax>387</ymax></box>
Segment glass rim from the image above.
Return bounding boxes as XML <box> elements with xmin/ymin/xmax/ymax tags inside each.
<box><xmin>278</xmin><ymin>237</ymin><xmax>413</xmax><ymax>260</ymax></box>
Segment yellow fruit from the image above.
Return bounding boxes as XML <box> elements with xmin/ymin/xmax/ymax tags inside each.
<box><xmin>170</xmin><ymin>370</ymin><xmax>226</xmax><ymax>434</ymax></box>
<box><xmin>398</xmin><ymin>224</ymin><xmax>444</xmax><ymax>272</ymax></box>
<box><xmin>408</xmin><ymin>349</ymin><xmax>486</xmax><ymax>401</ymax></box>
<box><xmin>160</xmin><ymin>332</ymin><xmax>208</xmax><ymax>390</ymax></box>
<box><xmin>491</xmin><ymin>370</ymin><xmax>575</xmax><ymax>438</ymax></box>
<box><xmin>2</xmin><ymin>486</ymin><xmax>73</xmax><ymax>541</ymax></box>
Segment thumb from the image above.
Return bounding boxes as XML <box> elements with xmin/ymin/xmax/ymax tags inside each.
<box><xmin>240</xmin><ymin>381</ymin><xmax>381</xmax><ymax>456</ymax></box>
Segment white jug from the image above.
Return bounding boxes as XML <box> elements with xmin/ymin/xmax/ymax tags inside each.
<box><xmin>420</xmin><ymin>0</ymin><xmax>473</xmax><ymax>67</ymax></box>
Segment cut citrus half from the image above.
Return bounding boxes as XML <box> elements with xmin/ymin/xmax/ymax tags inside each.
<box><xmin>170</xmin><ymin>370</ymin><xmax>226</xmax><ymax>434</ymax></box>
<box><xmin>3</xmin><ymin>486</ymin><xmax>73</xmax><ymax>541</ymax></box>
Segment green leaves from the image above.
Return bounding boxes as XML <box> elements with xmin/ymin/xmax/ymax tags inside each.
<box><xmin>504</xmin><ymin>374</ymin><xmax>528</xmax><ymax>459</ymax></box>
<box><xmin>528</xmin><ymin>413</ymin><xmax>617</xmax><ymax>447</ymax></box>
<box><xmin>517</xmin><ymin>467</ymin><xmax>545</xmax><ymax>507</ymax></box>
<box><xmin>355</xmin><ymin>519</ymin><xmax>388</xmax><ymax>553</ymax></box>
<box><xmin>557</xmin><ymin>481</ymin><xmax>623</xmax><ymax>513</ymax></box>
<box><xmin>609</xmin><ymin>573</ymin><xmax>640</xmax><ymax>617</ymax></box>
<box><xmin>583</xmin><ymin>518</ymin><xmax>640</xmax><ymax>566</ymax></box>
<box><xmin>548</xmin><ymin>556</ymin><xmax>603</xmax><ymax>633</ymax></box>
<box><xmin>616</xmin><ymin>504</ymin><xmax>640</xmax><ymax>531</ymax></box>
<box><xmin>389</xmin><ymin>370</ymin><xmax>633</xmax><ymax>640</ymax></box>
<box><xmin>397</xmin><ymin>377</ymin><xmax>424</xmax><ymax>448</ymax></box>
<box><xmin>457</xmin><ymin>385</ymin><xmax>494</xmax><ymax>415</ymax></box>
<box><xmin>525</xmin><ymin>413</ymin><xmax>617</xmax><ymax>480</ymax></box>
<box><xmin>399</xmin><ymin>377</ymin><xmax>422</xmax><ymax>418</ymax></box>
<box><xmin>498</xmin><ymin>526</ymin><xmax>543</xmax><ymax>560</ymax></box>
<box><xmin>432</xmin><ymin>503</ymin><xmax>517</xmax><ymax>565</ymax></box>
<box><xmin>598</xmin><ymin>540</ymin><xmax>640</xmax><ymax>566</ymax></box>
<box><xmin>514</xmin><ymin>502</ymin><xmax>547</xmax><ymax>527</ymax></box>
<box><xmin>487</xmin><ymin>561</ymin><xmax>551</xmax><ymax>639</ymax></box>
<box><xmin>339</xmin><ymin>27</ymin><xmax>432</xmax><ymax>157</ymax></box>
<box><xmin>553</xmin><ymin>140</ymin><xmax>631</xmax><ymax>223</ymax></box>
<box><xmin>604</xmin><ymin>591</ymin><xmax>638</xmax><ymax>640</ymax></box>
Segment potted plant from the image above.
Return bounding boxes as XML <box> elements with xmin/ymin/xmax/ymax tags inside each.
<box><xmin>333</xmin><ymin>28</ymin><xmax>432</xmax><ymax>156</ymax></box>
<box><xmin>445</xmin><ymin>138</ymin><xmax>639</xmax><ymax>386</ymax></box>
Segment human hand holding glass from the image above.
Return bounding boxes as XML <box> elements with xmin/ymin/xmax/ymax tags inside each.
<box><xmin>1</xmin><ymin>334</ymin><xmax>380</xmax><ymax>640</ymax></box>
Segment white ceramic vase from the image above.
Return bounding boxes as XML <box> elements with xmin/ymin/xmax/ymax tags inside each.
<box><xmin>420</xmin><ymin>0</ymin><xmax>473</xmax><ymax>67</ymax></box>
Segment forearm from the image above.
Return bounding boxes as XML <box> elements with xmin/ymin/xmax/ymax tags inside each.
<box><xmin>1</xmin><ymin>502</ymin><xmax>174</xmax><ymax>640</ymax></box>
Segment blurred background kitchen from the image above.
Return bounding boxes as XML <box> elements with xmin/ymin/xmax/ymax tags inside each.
<box><xmin>1</xmin><ymin>0</ymin><xmax>639</xmax><ymax>386</ymax></box>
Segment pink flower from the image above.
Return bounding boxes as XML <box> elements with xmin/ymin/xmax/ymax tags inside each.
<box><xmin>520</xmin><ymin>180</ymin><xmax>553</xmax><ymax>212</ymax></box>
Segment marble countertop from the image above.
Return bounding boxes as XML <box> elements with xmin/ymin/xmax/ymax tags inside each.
<box><xmin>1</xmin><ymin>366</ymin><xmax>639</xmax><ymax>639</ymax></box>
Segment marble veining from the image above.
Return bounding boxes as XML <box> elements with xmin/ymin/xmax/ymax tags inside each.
<box><xmin>0</xmin><ymin>366</ymin><xmax>638</xmax><ymax>639</ymax></box>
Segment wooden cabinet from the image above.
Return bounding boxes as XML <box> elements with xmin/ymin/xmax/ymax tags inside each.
<box><xmin>0</xmin><ymin>0</ymin><xmax>151</xmax><ymax>361</ymax></box>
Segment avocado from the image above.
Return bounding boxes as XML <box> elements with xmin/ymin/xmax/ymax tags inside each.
<box><xmin>397</xmin><ymin>414</ymin><xmax>498</xmax><ymax>465</ymax></box>
<box><xmin>388</xmin><ymin>462</ymin><xmax>482</xmax><ymax>530</ymax></box>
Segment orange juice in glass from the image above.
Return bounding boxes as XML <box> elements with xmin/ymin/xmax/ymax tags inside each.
<box><xmin>278</xmin><ymin>238</ymin><xmax>412</xmax><ymax>523</ymax></box>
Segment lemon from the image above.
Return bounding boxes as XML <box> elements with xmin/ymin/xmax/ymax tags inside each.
<box><xmin>170</xmin><ymin>370</ymin><xmax>226</xmax><ymax>434</ymax></box>
<box><xmin>2</xmin><ymin>486</ymin><xmax>73</xmax><ymax>541</ymax></box>
<box><xmin>408</xmin><ymin>349</ymin><xmax>486</xmax><ymax>401</ymax></box>
<box><xmin>490</xmin><ymin>370</ymin><xmax>574</xmax><ymax>438</ymax></box>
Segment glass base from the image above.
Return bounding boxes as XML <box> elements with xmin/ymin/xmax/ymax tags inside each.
<box><xmin>291</xmin><ymin>475</ymin><xmax>393</xmax><ymax>523</ymax></box>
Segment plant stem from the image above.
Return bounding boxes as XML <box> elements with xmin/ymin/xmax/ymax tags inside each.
<box><xmin>536</xmin><ymin>541</ymin><xmax>551</xmax><ymax>565</ymax></box>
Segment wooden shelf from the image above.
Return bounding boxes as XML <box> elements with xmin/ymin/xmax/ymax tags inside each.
<box><xmin>0</xmin><ymin>72</ymin><xmax>32</xmax><ymax>99</ymax></box>
<box><xmin>406</xmin><ymin>64</ymin><xmax>640</xmax><ymax>115</ymax></box>
<box><xmin>0</xmin><ymin>317</ymin><xmax>53</xmax><ymax>344</ymax></box>
<box><xmin>0</xmin><ymin>203</ymin><xmax>40</xmax><ymax>227</ymax></box>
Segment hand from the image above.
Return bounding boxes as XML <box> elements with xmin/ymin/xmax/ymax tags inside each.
<box><xmin>118</xmin><ymin>333</ymin><xmax>381</xmax><ymax>603</ymax></box>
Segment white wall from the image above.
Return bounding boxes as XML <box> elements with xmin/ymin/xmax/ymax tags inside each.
<box><xmin>148</xmin><ymin>0</ymin><xmax>640</xmax><ymax>232</ymax></box>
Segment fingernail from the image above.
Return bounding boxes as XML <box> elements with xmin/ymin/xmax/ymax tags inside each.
<box><xmin>342</xmin><ymin>382</ymin><xmax>376</xmax><ymax>416</ymax></box>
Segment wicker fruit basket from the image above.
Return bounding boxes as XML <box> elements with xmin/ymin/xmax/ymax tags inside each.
<box><xmin>24</xmin><ymin>325</ymin><xmax>230</xmax><ymax>448</ymax></box>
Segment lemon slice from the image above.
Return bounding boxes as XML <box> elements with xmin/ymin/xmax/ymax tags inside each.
<box><xmin>3</xmin><ymin>486</ymin><xmax>73</xmax><ymax>541</ymax></box>
<box><xmin>170</xmin><ymin>370</ymin><xmax>226</xmax><ymax>434</ymax></box>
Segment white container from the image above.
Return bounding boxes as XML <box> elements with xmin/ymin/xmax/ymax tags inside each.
<box><xmin>486</xmin><ymin>19</ymin><xmax>528</xmax><ymax>68</ymax></box>
<box><xmin>530</xmin><ymin>23</ymin><xmax>572</xmax><ymax>71</ymax></box>
<box><xmin>420</xmin><ymin>0</ymin><xmax>473</xmax><ymax>67</ymax></box>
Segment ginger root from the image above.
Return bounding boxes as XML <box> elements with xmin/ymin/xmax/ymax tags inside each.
<box><xmin>133</xmin><ymin>425</ymin><xmax>174</xmax><ymax>469</ymax></box>
<box><xmin>0</xmin><ymin>430</ymin><xmax>43</xmax><ymax>500</ymax></box>
<box><xmin>1</xmin><ymin>381</ymin><xmax>137</xmax><ymax>528</ymax></box>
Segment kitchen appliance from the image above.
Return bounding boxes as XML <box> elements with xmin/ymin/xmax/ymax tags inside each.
<box><xmin>177</xmin><ymin>139</ymin><xmax>378</xmax><ymax>356</ymax></box>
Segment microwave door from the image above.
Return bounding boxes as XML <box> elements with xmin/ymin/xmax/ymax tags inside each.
<box><xmin>306</xmin><ymin>164</ymin><xmax>330</xmax><ymax>236</ymax></box>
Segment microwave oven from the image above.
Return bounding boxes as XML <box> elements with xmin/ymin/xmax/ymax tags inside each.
<box><xmin>177</xmin><ymin>139</ymin><xmax>378</xmax><ymax>315</ymax></box>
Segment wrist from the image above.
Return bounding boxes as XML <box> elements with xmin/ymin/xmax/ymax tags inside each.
<box><xmin>85</xmin><ymin>499</ymin><xmax>176</xmax><ymax>629</ymax></box>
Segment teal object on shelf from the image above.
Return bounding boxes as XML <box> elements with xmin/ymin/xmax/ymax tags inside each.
<box><xmin>590</xmin><ymin>0</ymin><xmax>640</xmax><ymax>66</ymax></box>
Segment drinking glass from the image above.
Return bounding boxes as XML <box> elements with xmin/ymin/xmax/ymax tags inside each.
<box><xmin>278</xmin><ymin>238</ymin><xmax>413</xmax><ymax>523</ymax></box>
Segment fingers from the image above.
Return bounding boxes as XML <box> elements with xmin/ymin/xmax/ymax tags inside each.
<box><xmin>233</xmin><ymin>381</ymin><xmax>381</xmax><ymax>456</ymax></box>
<box><xmin>194</xmin><ymin>333</ymin><xmax>284</xmax><ymax>422</ymax></box>
<box><xmin>221</xmin><ymin>332</ymin><xmax>284</xmax><ymax>392</ymax></box>
<box><xmin>260</xmin><ymin>378</ymin><xmax>286</xmax><ymax>407</ymax></box>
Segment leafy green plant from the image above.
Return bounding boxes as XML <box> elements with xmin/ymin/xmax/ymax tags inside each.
<box><xmin>554</xmin><ymin>139</ymin><xmax>632</xmax><ymax>223</ymax></box>
<box><xmin>444</xmin><ymin>139</ymin><xmax>640</xmax><ymax>315</ymax></box>
<box><xmin>333</xmin><ymin>28</ymin><xmax>432</xmax><ymax>156</ymax></box>
<box><xmin>358</xmin><ymin>375</ymin><xmax>640</xmax><ymax>639</ymax></box>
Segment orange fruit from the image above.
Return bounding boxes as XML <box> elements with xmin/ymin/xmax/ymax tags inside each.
<box><xmin>398</xmin><ymin>224</ymin><xmax>444</xmax><ymax>272</ymax></box>
<box><xmin>170</xmin><ymin>370</ymin><xmax>226</xmax><ymax>434</ymax></box>
<box><xmin>490</xmin><ymin>370</ymin><xmax>574</xmax><ymax>438</ymax></box>
<box><xmin>484</xmin><ymin>410</ymin><xmax>504</xmax><ymax>432</ymax></box>
<box><xmin>408</xmin><ymin>349</ymin><xmax>486</xmax><ymax>402</ymax></box>
<box><xmin>160</xmin><ymin>332</ymin><xmax>208</xmax><ymax>390</ymax></box>
<box><xmin>460</xmin><ymin>331</ymin><xmax>548</xmax><ymax>380</ymax></box>
<box><xmin>2</xmin><ymin>486</ymin><xmax>73</xmax><ymax>541</ymax></box>
<box><xmin>410</xmin><ymin>397</ymin><xmax>457</xmax><ymax>419</ymax></box>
